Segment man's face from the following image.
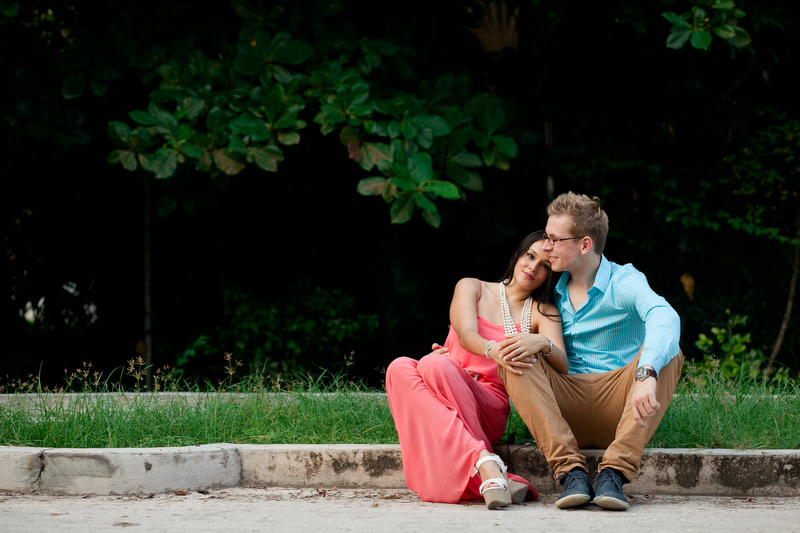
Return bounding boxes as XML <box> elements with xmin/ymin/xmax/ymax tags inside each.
<box><xmin>543</xmin><ymin>215</ymin><xmax>581</xmax><ymax>273</ymax></box>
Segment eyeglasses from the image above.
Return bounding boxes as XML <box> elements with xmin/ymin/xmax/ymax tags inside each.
<box><xmin>543</xmin><ymin>234</ymin><xmax>584</xmax><ymax>246</ymax></box>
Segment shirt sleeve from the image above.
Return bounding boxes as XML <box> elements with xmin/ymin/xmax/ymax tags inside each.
<box><xmin>616</xmin><ymin>266</ymin><xmax>681</xmax><ymax>374</ymax></box>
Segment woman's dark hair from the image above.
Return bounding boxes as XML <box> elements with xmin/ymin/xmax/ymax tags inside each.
<box><xmin>496</xmin><ymin>230</ymin><xmax>561</xmax><ymax>319</ymax></box>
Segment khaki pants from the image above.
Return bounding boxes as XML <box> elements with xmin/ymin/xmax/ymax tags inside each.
<box><xmin>499</xmin><ymin>350</ymin><xmax>683</xmax><ymax>482</ymax></box>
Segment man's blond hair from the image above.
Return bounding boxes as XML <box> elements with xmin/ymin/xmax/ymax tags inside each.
<box><xmin>547</xmin><ymin>192</ymin><xmax>609</xmax><ymax>255</ymax></box>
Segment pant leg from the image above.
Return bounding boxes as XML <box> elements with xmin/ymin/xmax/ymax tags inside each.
<box><xmin>386</xmin><ymin>354</ymin><xmax>511</xmax><ymax>503</ymax></box>
<box><xmin>598</xmin><ymin>350</ymin><xmax>684</xmax><ymax>481</ymax></box>
<box><xmin>499</xmin><ymin>357</ymin><xmax>589</xmax><ymax>479</ymax></box>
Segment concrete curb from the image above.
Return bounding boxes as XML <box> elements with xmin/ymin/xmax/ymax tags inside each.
<box><xmin>1</xmin><ymin>444</ymin><xmax>798</xmax><ymax>497</ymax></box>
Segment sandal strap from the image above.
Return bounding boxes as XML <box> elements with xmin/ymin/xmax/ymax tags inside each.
<box><xmin>473</xmin><ymin>454</ymin><xmax>507</xmax><ymax>477</ymax></box>
<box><xmin>479</xmin><ymin>477</ymin><xmax>509</xmax><ymax>495</ymax></box>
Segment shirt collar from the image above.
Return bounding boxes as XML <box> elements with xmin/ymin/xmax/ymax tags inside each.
<box><xmin>592</xmin><ymin>254</ymin><xmax>612</xmax><ymax>294</ymax></box>
<box><xmin>555</xmin><ymin>254</ymin><xmax>611</xmax><ymax>297</ymax></box>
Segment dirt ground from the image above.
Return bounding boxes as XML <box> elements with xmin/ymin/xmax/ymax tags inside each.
<box><xmin>2</xmin><ymin>487</ymin><xmax>799</xmax><ymax>532</ymax></box>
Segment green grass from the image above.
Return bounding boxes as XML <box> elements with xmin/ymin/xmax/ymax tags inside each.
<box><xmin>1</xmin><ymin>359</ymin><xmax>798</xmax><ymax>449</ymax></box>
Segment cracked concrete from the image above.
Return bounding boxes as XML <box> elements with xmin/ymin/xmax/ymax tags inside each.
<box><xmin>2</xmin><ymin>444</ymin><xmax>799</xmax><ymax>497</ymax></box>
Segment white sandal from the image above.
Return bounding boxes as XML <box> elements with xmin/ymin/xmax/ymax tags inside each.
<box><xmin>474</xmin><ymin>455</ymin><xmax>511</xmax><ymax>509</ymax></box>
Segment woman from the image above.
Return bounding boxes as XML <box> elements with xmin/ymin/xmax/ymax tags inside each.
<box><xmin>385</xmin><ymin>231</ymin><xmax>569</xmax><ymax>509</ymax></box>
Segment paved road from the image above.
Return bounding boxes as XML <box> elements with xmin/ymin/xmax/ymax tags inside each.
<box><xmin>2</xmin><ymin>488</ymin><xmax>799</xmax><ymax>533</ymax></box>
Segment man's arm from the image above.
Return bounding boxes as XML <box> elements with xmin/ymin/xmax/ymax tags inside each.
<box><xmin>619</xmin><ymin>266</ymin><xmax>681</xmax><ymax>428</ymax></box>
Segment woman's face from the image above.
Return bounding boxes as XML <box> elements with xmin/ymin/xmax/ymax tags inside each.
<box><xmin>513</xmin><ymin>239</ymin><xmax>551</xmax><ymax>290</ymax></box>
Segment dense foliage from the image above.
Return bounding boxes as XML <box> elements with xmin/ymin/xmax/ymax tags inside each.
<box><xmin>2</xmin><ymin>0</ymin><xmax>799</xmax><ymax>385</ymax></box>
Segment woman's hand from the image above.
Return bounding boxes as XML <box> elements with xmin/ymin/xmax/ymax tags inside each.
<box><xmin>430</xmin><ymin>342</ymin><xmax>449</xmax><ymax>355</ymax></box>
<box><xmin>496</xmin><ymin>333</ymin><xmax>552</xmax><ymax>364</ymax></box>
<box><xmin>487</xmin><ymin>342</ymin><xmax>532</xmax><ymax>376</ymax></box>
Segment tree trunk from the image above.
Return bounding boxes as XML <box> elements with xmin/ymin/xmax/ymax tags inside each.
<box><xmin>766</xmin><ymin>209</ymin><xmax>800</xmax><ymax>376</ymax></box>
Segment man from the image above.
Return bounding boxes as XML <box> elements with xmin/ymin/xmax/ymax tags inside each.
<box><xmin>498</xmin><ymin>192</ymin><xmax>683</xmax><ymax>511</ymax></box>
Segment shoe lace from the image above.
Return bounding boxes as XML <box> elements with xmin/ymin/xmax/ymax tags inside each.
<box><xmin>595</xmin><ymin>469</ymin><xmax>623</xmax><ymax>493</ymax></box>
<box><xmin>560</xmin><ymin>470</ymin><xmax>586</xmax><ymax>491</ymax></box>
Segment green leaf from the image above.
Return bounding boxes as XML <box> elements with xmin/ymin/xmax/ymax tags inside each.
<box><xmin>138</xmin><ymin>153</ymin><xmax>155</xmax><ymax>172</ymax></box>
<box><xmin>213</xmin><ymin>148</ymin><xmax>247</xmax><ymax>175</ymax></box>
<box><xmin>180</xmin><ymin>97</ymin><xmax>206</xmax><ymax>120</ymax></box>
<box><xmin>492</xmin><ymin>135</ymin><xmax>518</xmax><ymax>158</ymax></box>
<box><xmin>152</xmin><ymin>149</ymin><xmax>180</xmax><ymax>179</ymax></box>
<box><xmin>402</xmin><ymin>119</ymin><xmax>418</xmax><ymax>140</ymax></box>
<box><xmin>278</xmin><ymin>131</ymin><xmax>300</xmax><ymax>145</ymax></box>
<box><xmin>268</xmin><ymin>32</ymin><xmax>314</xmax><ymax>65</ymax></box>
<box><xmin>661</xmin><ymin>12</ymin><xmax>690</xmax><ymax>28</ymax></box>
<box><xmin>129</xmin><ymin>110</ymin><xmax>157</xmax><ymax>126</ymax></box>
<box><xmin>357</xmin><ymin>177</ymin><xmax>386</xmax><ymax>196</ymax></box>
<box><xmin>207</xmin><ymin>107</ymin><xmax>231</xmax><ymax>137</ymax></box>
<box><xmin>479</xmin><ymin>106</ymin><xmax>505</xmax><ymax>136</ymax></box>
<box><xmin>108</xmin><ymin>121</ymin><xmax>132</xmax><ymax>147</ymax></box>
<box><xmin>179</xmin><ymin>144</ymin><xmax>205</xmax><ymax>159</ymax></box>
<box><xmin>416</xmin><ymin>127</ymin><xmax>434</xmax><ymax>149</ymax></box>
<box><xmin>416</xmin><ymin>115</ymin><xmax>451</xmax><ymax>136</ymax></box>
<box><xmin>413</xmin><ymin>191</ymin><xmax>438</xmax><ymax>212</ymax></box>
<box><xmin>451</xmin><ymin>151</ymin><xmax>483</xmax><ymax>168</ymax></box>
<box><xmin>421</xmin><ymin>208</ymin><xmax>441</xmax><ymax>228</ymax></box>
<box><xmin>726</xmin><ymin>26</ymin><xmax>751</xmax><ymax>47</ymax></box>
<box><xmin>712</xmin><ymin>1</ymin><xmax>735</xmax><ymax>9</ymax></box>
<box><xmin>390</xmin><ymin>193</ymin><xmax>415</xmax><ymax>224</ymax></box>
<box><xmin>156</xmin><ymin>194</ymin><xmax>178</xmax><ymax>217</ymax></box>
<box><xmin>422</xmin><ymin>181</ymin><xmax>460</xmax><ymax>199</ymax></box>
<box><xmin>690</xmin><ymin>30</ymin><xmax>713</xmax><ymax>50</ymax></box>
<box><xmin>89</xmin><ymin>80</ymin><xmax>107</xmax><ymax>97</ymax></box>
<box><xmin>711</xmin><ymin>24</ymin><xmax>737</xmax><ymax>39</ymax></box>
<box><xmin>119</xmin><ymin>150</ymin><xmax>138</xmax><ymax>171</ymax></box>
<box><xmin>62</xmin><ymin>73</ymin><xmax>86</xmax><ymax>100</ymax></box>
<box><xmin>408</xmin><ymin>152</ymin><xmax>433</xmax><ymax>184</ymax></box>
<box><xmin>247</xmin><ymin>145</ymin><xmax>284</xmax><ymax>171</ymax></box>
<box><xmin>666</xmin><ymin>28</ymin><xmax>692</xmax><ymax>49</ymax></box>
<box><xmin>263</xmin><ymin>88</ymin><xmax>284</xmax><ymax>124</ymax></box>
<box><xmin>391</xmin><ymin>177</ymin><xmax>417</xmax><ymax>192</ymax></box>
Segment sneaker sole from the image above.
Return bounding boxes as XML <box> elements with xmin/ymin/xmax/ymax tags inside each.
<box><xmin>593</xmin><ymin>495</ymin><xmax>630</xmax><ymax>511</ymax></box>
<box><xmin>555</xmin><ymin>493</ymin><xmax>592</xmax><ymax>509</ymax></box>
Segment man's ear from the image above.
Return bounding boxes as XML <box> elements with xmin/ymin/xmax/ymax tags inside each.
<box><xmin>579</xmin><ymin>236</ymin><xmax>594</xmax><ymax>256</ymax></box>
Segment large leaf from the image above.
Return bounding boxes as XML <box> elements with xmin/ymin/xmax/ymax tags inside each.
<box><xmin>62</xmin><ymin>73</ymin><xmax>86</xmax><ymax>100</ymax></box>
<box><xmin>416</xmin><ymin>115</ymin><xmax>451</xmax><ymax>136</ymax></box>
<box><xmin>726</xmin><ymin>26</ymin><xmax>751</xmax><ymax>47</ymax></box>
<box><xmin>108</xmin><ymin>121</ymin><xmax>132</xmax><ymax>147</ymax></box>
<box><xmin>492</xmin><ymin>135</ymin><xmax>518</xmax><ymax>158</ymax></box>
<box><xmin>666</xmin><ymin>28</ymin><xmax>692</xmax><ymax>49</ymax></box>
<box><xmin>152</xmin><ymin>149</ymin><xmax>179</xmax><ymax>179</ymax></box>
<box><xmin>213</xmin><ymin>148</ymin><xmax>247</xmax><ymax>175</ymax></box>
<box><xmin>690</xmin><ymin>30</ymin><xmax>713</xmax><ymax>50</ymax></box>
<box><xmin>408</xmin><ymin>152</ymin><xmax>433</xmax><ymax>184</ymax></box>
<box><xmin>390</xmin><ymin>192</ymin><xmax>415</xmax><ymax>224</ymax></box>
<box><xmin>246</xmin><ymin>145</ymin><xmax>284</xmax><ymax>172</ymax></box>
<box><xmin>356</xmin><ymin>177</ymin><xmax>386</xmax><ymax>196</ymax></box>
<box><xmin>129</xmin><ymin>110</ymin><xmax>157</xmax><ymax>126</ymax></box>
<box><xmin>180</xmin><ymin>97</ymin><xmax>206</xmax><ymax>120</ymax></box>
<box><xmin>422</xmin><ymin>181</ymin><xmax>460</xmax><ymax>199</ymax></box>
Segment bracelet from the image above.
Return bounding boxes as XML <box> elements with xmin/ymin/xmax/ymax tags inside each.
<box><xmin>541</xmin><ymin>337</ymin><xmax>554</xmax><ymax>357</ymax></box>
<box><xmin>484</xmin><ymin>340</ymin><xmax>495</xmax><ymax>358</ymax></box>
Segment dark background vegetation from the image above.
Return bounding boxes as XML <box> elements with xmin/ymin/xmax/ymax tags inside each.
<box><xmin>2</xmin><ymin>0</ymin><xmax>799</xmax><ymax>388</ymax></box>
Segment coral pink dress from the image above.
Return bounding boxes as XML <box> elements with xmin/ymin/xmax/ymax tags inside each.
<box><xmin>386</xmin><ymin>316</ymin><xmax>538</xmax><ymax>503</ymax></box>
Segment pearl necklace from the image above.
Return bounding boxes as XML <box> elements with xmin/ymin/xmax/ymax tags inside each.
<box><xmin>499</xmin><ymin>282</ymin><xmax>532</xmax><ymax>336</ymax></box>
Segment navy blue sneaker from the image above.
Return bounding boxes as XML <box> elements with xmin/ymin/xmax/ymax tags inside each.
<box><xmin>555</xmin><ymin>468</ymin><xmax>592</xmax><ymax>509</ymax></box>
<box><xmin>593</xmin><ymin>468</ymin><xmax>630</xmax><ymax>510</ymax></box>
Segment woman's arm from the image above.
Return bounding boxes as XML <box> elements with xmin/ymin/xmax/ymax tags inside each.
<box><xmin>495</xmin><ymin>303</ymin><xmax>569</xmax><ymax>374</ymax></box>
<box><xmin>449</xmin><ymin>278</ymin><xmax>486</xmax><ymax>357</ymax></box>
<box><xmin>450</xmin><ymin>278</ymin><xmax>535</xmax><ymax>376</ymax></box>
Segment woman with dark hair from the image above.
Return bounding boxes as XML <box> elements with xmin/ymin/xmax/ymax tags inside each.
<box><xmin>386</xmin><ymin>231</ymin><xmax>568</xmax><ymax>509</ymax></box>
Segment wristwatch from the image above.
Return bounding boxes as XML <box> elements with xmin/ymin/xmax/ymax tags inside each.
<box><xmin>635</xmin><ymin>367</ymin><xmax>658</xmax><ymax>382</ymax></box>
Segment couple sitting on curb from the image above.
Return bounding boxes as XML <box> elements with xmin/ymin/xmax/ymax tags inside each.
<box><xmin>386</xmin><ymin>192</ymin><xmax>683</xmax><ymax>511</ymax></box>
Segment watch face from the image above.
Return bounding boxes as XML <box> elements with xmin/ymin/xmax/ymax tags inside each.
<box><xmin>635</xmin><ymin>367</ymin><xmax>647</xmax><ymax>380</ymax></box>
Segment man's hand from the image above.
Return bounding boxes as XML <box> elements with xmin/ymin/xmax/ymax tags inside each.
<box><xmin>630</xmin><ymin>368</ymin><xmax>660</xmax><ymax>429</ymax></box>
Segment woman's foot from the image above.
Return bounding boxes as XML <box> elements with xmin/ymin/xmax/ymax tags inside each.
<box><xmin>475</xmin><ymin>451</ymin><xmax>511</xmax><ymax>509</ymax></box>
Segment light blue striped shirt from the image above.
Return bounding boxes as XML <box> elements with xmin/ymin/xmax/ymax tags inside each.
<box><xmin>555</xmin><ymin>255</ymin><xmax>680</xmax><ymax>375</ymax></box>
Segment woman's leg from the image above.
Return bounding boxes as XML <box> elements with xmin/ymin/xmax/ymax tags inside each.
<box><xmin>386</xmin><ymin>354</ymin><xmax>510</xmax><ymax>503</ymax></box>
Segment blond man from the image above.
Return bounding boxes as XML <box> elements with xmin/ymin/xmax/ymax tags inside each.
<box><xmin>499</xmin><ymin>192</ymin><xmax>683</xmax><ymax>511</ymax></box>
